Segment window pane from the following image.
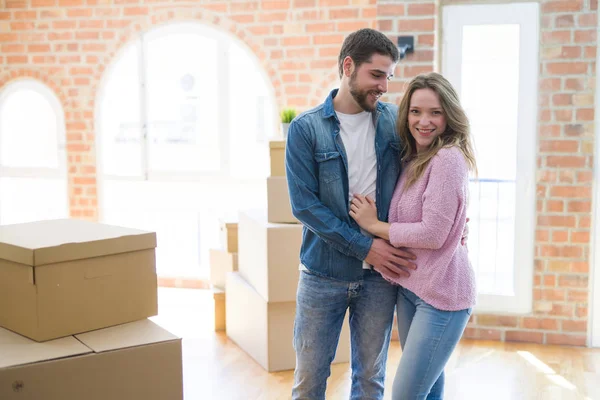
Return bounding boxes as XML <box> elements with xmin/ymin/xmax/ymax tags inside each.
<box><xmin>461</xmin><ymin>25</ymin><xmax>520</xmax><ymax>295</ymax></box>
<box><xmin>228</xmin><ymin>41</ymin><xmax>275</xmax><ymax>178</ymax></box>
<box><xmin>0</xmin><ymin>177</ymin><xmax>68</xmax><ymax>224</ymax></box>
<box><xmin>145</xmin><ymin>32</ymin><xmax>219</xmax><ymax>172</ymax></box>
<box><xmin>99</xmin><ymin>41</ymin><xmax>143</xmax><ymax>177</ymax></box>
<box><xmin>0</xmin><ymin>88</ymin><xmax>59</xmax><ymax>168</ymax></box>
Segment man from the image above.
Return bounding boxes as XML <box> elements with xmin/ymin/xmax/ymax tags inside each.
<box><xmin>285</xmin><ymin>29</ymin><xmax>414</xmax><ymax>400</ymax></box>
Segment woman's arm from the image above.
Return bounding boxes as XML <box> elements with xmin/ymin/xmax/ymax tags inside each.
<box><xmin>389</xmin><ymin>148</ymin><xmax>468</xmax><ymax>250</ymax></box>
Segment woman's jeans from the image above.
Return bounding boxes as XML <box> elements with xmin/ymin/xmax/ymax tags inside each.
<box><xmin>292</xmin><ymin>269</ymin><xmax>397</xmax><ymax>400</ymax></box>
<box><xmin>392</xmin><ymin>287</ymin><xmax>471</xmax><ymax>400</ymax></box>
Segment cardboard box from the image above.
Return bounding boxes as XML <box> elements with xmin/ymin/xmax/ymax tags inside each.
<box><xmin>238</xmin><ymin>210</ymin><xmax>303</xmax><ymax>303</ymax></box>
<box><xmin>269</xmin><ymin>140</ymin><xmax>286</xmax><ymax>177</ymax></box>
<box><xmin>0</xmin><ymin>319</ymin><xmax>183</xmax><ymax>400</ymax></box>
<box><xmin>0</xmin><ymin>218</ymin><xmax>158</xmax><ymax>342</ymax></box>
<box><xmin>214</xmin><ymin>288</ymin><xmax>226</xmax><ymax>331</ymax></box>
<box><xmin>267</xmin><ymin>176</ymin><xmax>298</xmax><ymax>224</ymax></box>
<box><xmin>226</xmin><ymin>272</ymin><xmax>350</xmax><ymax>372</ymax></box>
<box><xmin>219</xmin><ymin>220</ymin><xmax>238</xmax><ymax>253</ymax></box>
<box><xmin>209</xmin><ymin>248</ymin><xmax>238</xmax><ymax>290</ymax></box>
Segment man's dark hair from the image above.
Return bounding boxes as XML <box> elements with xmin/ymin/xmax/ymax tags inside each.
<box><xmin>338</xmin><ymin>29</ymin><xmax>400</xmax><ymax>78</ymax></box>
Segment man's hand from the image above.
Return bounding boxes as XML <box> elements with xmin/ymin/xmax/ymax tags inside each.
<box><xmin>365</xmin><ymin>238</ymin><xmax>417</xmax><ymax>280</ymax></box>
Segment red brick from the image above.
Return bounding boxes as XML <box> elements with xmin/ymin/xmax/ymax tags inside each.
<box><xmin>397</xmin><ymin>18</ymin><xmax>435</xmax><ymax>32</ymax></box>
<box><xmin>543</xmin><ymin>275</ymin><xmax>556</xmax><ymax>286</ymax></box>
<box><xmin>378</xmin><ymin>19</ymin><xmax>393</xmax><ymax>31</ymax></box>
<box><xmin>463</xmin><ymin>328</ymin><xmax>502</xmax><ymax>341</ymax></box>
<box><xmin>407</xmin><ymin>3</ymin><xmax>435</xmax><ymax>16</ymax></box>
<box><xmin>550</xmin><ymin>230</ymin><xmax>568</xmax><ymax>242</ymax></box>
<box><xmin>547</xmin><ymin>62</ymin><xmax>588</xmax><ymax>75</ymax></box>
<box><xmin>521</xmin><ymin>317</ymin><xmax>558</xmax><ymax>331</ymax></box>
<box><xmin>306</xmin><ymin>22</ymin><xmax>336</xmax><ymax>33</ymax></box>
<box><xmin>549</xmin><ymin>304</ymin><xmax>575</xmax><ymax>318</ymax></box>
<box><xmin>568</xmin><ymin>290</ymin><xmax>588</xmax><ymax>302</ymax></box>
<box><xmin>417</xmin><ymin>34</ymin><xmax>435</xmax><ymax>47</ymax></box>
<box><xmin>542</xmin><ymin>31</ymin><xmax>571</xmax><ymax>44</ymax></box>
<box><xmin>545</xmin><ymin>156</ymin><xmax>585</xmax><ymax>168</ymax></box>
<box><xmin>329</xmin><ymin>8</ymin><xmax>359</xmax><ymax>19</ymax></box>
<box><xmin>574</xmin><ymin>30</ymin><xmax>596</xmax><ymax>43</ymax></box>
<box><xmin>558</xmin><ymin>275</ymin><xmax>588</xmax><ymax>288</ymax></box>
<box><xmin>378</xmin><ymin>4</ymin><xmax>405</xmax><ymax>16</ymax></box>
<box><xmin>542</xmin><ymin>0</ymin><xmax>583</xmax><ymax>12</ymax></box>
<box><xmin>293</xmin><ymin>0</ymin><xmax>316</xmax><ymax>7</ymax></box>
<box><xmin>565</xmin><ymin>78</ymin><xmax>585</xmax><ymax>90</ymax></box>
<box><xmin>554</xmin><ymin>109</ymin><xmax>573</xmax><ymax>121</ymax></box>
<box><xmin>555</xmin><ymin>14</ymin><xmax>575</xmax><ymax>27</ymax></box>
<box><xmin>505</xmin><ymin>331</ymin><xmax>544</xmax><ymax>344</ymax></box>
<box><xmin>539</xmin><ymin>139</ymin><xmax>578</xmax><ymax>152</ymax></box>
<box><xmin>578</xmin><ymin>13</ymin><xmax>597</xmax><ymax>27</ymax></box>
<box><xmin>262</xmin><ymin>0</ymin><xmax>290</xmax><ymax>10</ymax></box>
<box><xmin>546</xmin><ymin>333</ymin><xmax>586</xmax><ymax>346</ymax></box>
<box><xmin>568</xmin><ymin>200</ymin><xmax>591</xmax><ymax>213</ymax></box>
<box><xmin>539</xmin><ymin>125</ymin><xmax>560</xmax><ymax>137</ymax></box>
<box><xmin>576</xmin><ymin>171</ymin><xmax>592</xmax><ymax>183</ymax></box>
<box><xmin>30</xmin><ymin>0</ymin><xmax>55</xmax><ymax>6</ymax></box>
<box><xmin>476</xmin><ymin>315</ymin><xmax>519</xmax><ymax>328</ymax></box>
<box><xmin>577</xmin><ymin>108</ymin><xmax>594</xmax><ymax>121</ymax></box>
<box><xmin>123</xmin><ymin>6</ymin><xmax>149</xmax><ymax>16</ymax></box>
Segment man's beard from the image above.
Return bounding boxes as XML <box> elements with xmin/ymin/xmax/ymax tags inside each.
<box><xmin>349</xmin><ymin>71</ymin><xmax>380</xmax><ymax>112</ymax></box>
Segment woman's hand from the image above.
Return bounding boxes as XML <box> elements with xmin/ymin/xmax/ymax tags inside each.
<box><xmin>349</xmin><ymin>194</ymin><xmax>379</xmax><ymax>233</ymax></box>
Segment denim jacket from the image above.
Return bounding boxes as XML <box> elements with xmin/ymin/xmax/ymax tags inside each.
<box><xmin>285</xmin><ymin>89</ymin><xmax>403</xmax><ymax>281</ymax></box>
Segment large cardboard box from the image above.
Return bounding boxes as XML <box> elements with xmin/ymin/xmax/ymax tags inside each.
<box><xmin>226</xmin><ymin>272</ymin><xmax>350</xmax><ymax>372</ymax></box>
<box><xmin>209</xmin><ymin>248</ymin><xmax>238</xmax><ymax>290</ymax></box>
<box><xmin>238</xmin><ymin>210</ymin><xmax>303</xmax><ymax>303</ymax></box>
<box><xmin>219</xmin><ymin>219</ymin><xmax>238</xmax><ymax>253</ymax></box>
<box><xmin>0</xmin><ymin>319</ymin><xmax>183</xmax><ymax>400</ymax></box>
<box><xmin>269</xmin><ymin>140</ymin><xmax>286</xmax><ymax>177</ymax></box>
<box><xmin>267</xmin><ymin>176</ymin><xmax>298</xmax><ymax>224</ymax></box>
<box><xmin>0</xmin><ymin>219</ymin><xmax>158</xmax><ymax>341</ymax></box>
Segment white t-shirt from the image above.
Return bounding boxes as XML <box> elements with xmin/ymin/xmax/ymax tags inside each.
<box><xmin>336</xmin><ymin>111</ymin><xmax>377</xmax><ymax>269</ymax></box>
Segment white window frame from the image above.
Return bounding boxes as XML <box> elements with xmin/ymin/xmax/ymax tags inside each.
<box><xmin>0</xmin><ymin>79</ymin><xmax>67</xmax><ymax>179</ymax></box>
<box><xmin>442</xmin><ymin>2</ymin><xmax>539</xmax><ymax>314</ymax></box>
<box><xmin>95</xmin><ymin>22</ymin><xmax>277</xmax><ymax>183</ymax></box>
<box><xmin>590</xmin><ymin>28</ymin><xmax>600</xmax><ymax>348</ymax></box>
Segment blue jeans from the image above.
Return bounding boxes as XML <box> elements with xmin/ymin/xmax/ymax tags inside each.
<box><xmin>392</xmin><ymin>287</ymin><xmax>471</xmax><ymax>400</ymax></box>
<box><xmin>292</xmin><ymin>269</ymin><xmax>397</xmax><ymax>400</ymax></box>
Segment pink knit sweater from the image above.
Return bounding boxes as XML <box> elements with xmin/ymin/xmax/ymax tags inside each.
<box><xmin>387</xmin><ymin>146</ymin><xmax>476</xmax><ymax>311</ymax></box>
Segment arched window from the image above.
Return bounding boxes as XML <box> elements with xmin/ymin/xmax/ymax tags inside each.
<box><xmin>0</xmin><ymin>80</ymin><xmax>68</xmax><ymax>224</ymax></box>
<box><xmin>97</xmin><ymin>23</ymin><xmax>277</xmax><ymax>279</ymax></box>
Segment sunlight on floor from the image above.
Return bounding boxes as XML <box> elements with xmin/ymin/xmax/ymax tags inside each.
<box><xmin>518</xmin><ymin>351</ymin><xmax>592</xmax><ymax>399</ymax></box>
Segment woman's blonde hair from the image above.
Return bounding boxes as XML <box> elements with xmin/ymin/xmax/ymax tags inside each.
<box><xmin>397</xmin><ymin>72</ymin><xmax>477</xmax><ymax>188</ymax></box>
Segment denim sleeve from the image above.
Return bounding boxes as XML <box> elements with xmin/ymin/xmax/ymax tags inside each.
<box><xmin>285</xmin><ymin>119</ymin><xmax>373</xmax><ymax>261</ymax></box>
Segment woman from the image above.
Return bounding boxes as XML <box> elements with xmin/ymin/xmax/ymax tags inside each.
<box><xmin>350</xmin><ymin>72</ymin><xmax>477</xmax><ymax>400</ymax></box>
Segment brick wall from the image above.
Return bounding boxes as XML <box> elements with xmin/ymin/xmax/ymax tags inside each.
<box><xmin>0</xmin><ymin>0</ymin><xmax>378</xmax><ymax>220</ymax></box>
<box><xmin>0</xmin><ymin>0</ymin><xmax>597</xmax><ymax>346</ymax></box>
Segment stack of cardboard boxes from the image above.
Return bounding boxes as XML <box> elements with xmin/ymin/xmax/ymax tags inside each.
<box><xmin>224</xmin><ymin>139</ymin><xmax>351</xmax><ymax>372</ymax></box>
<box><xmin>0</xmin><ymin>219</ymin><xmax>183</xmax><ymax>399</ymax></box>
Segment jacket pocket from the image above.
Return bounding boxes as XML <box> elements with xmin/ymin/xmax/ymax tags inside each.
<box><xmin>315</xmin><ymin>151</ymin><xmax>342</xmax><ymax>183</ymax></box>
